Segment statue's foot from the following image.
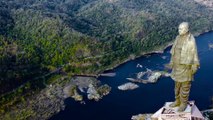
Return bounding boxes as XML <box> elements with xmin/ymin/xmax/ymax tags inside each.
<box><xmin>178</xmin><ymin>104</ymin><xmax>187</xmax><ymax>112</ymax></box>
<box><xmin>169</xmin><ymin>100</ymin><xmax>180</xmax><ymax>108</ymax></box>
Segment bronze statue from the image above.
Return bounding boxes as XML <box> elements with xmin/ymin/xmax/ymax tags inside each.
<box><xmin>166</xmin><ymin>22</ymin><xmax>200</xmax><ymax>112</ymax></box>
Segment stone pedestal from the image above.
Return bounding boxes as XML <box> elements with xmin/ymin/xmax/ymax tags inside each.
<box><xmin>151</xmin><ymin>101</ymin><xmax>204</xmax><ymax>120</ymax></box>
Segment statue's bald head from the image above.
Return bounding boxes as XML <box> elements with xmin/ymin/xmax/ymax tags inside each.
<box><xmin>178</xmin><ymin>22</ymin><xmax>189</xmax><ymax>36</ymax></box>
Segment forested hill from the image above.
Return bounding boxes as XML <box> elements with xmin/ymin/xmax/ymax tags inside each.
<box><xmin>1</xmin><ymin>0</ymin><xmax>213</xmax><ymax>94</ymax></box>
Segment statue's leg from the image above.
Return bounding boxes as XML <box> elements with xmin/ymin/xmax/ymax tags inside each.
<box><xmin>169</xmin><ymin>81</ymin><xmax>181</xmax><ymax>107</ymax></box>
<box><xmin>178</xmin><ymin>81</ymin><xmax>192</xmax><ymax>112</ymax></box>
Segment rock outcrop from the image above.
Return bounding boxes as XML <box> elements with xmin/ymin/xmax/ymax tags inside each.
<box><xmin>131</xmin><ymin>114</ymin><xmax>153</xmax><ymax>120</ymax></box>
<box><xmin>0</xmin><ymin>79</ymin><xmax>67</xmax><ymax>120</ymax></box>
<box><xmin>209</xmin><ymin>43</ymin><xmax>213</xmax><ymax>49</ymax></box>
<box><xmin>118</xmin><ymin>82</ymin><xmax>139</xmax><ymax>90</ymax></box>
<box><xmin>64</xmin><ymin>85</ymin><xmax>83</xmax><ymax>101</ymax></box>
<box><xmin>64</xmin><ymin>77</ymin><xmax>111</xmax><ymax>101</ymax></box>
<box><xmin>202</xmin><ymin>109</ymin><xmax>213</xmax><ymax>120</ymax></box>
<box><xmin>127</xmin><ymin>70</ymin><xmax>170</xmax><ymax>84</ymax></box>
<box><xmin>87</xmin><ymin>84</ymin><xmax>101</xmax><ymax>101</ymax></box>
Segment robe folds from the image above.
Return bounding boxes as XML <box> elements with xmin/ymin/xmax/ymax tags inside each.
<box><xmin>170</xmin><ymin>33</ymin><xmax>200</xmax><ymax>82</ymax></box>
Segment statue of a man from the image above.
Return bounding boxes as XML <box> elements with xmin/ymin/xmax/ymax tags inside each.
<box><xmin>167</xmin><ymin>22</ymin><xmax>200</xmax><ymax>112</ymax></box>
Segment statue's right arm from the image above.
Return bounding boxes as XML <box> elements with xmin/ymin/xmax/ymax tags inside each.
<box><xmin>164</xmin><ymin>63</ymin><xmax>173</xmax><ymax>69</ymax></box>
<box><xmin>166</xmin><ymin>37</ymin><xmax>178</xmax><ymax>69</ymax></box>
<box><xmin>170</xmin><ymin>36</ymin><xmax>178</xmax><ymax>55</ymax></box>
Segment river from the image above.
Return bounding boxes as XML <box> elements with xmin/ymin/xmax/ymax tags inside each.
<box><xmin>51</xmin><ymin>31</ymin><xmax>213</xmax><ymax>120</ymax></box>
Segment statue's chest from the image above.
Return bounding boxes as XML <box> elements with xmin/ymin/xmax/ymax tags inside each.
<box><xmin>175</xmin><ymin>38</ymin><xmax>185</xmax><ymax>52</ymax></box>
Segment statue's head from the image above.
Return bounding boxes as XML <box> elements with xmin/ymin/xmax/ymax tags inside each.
<box><xmin>178</xmin><ymin>22</ymin><xmax>189</xmax><ymax>36</ymax></box>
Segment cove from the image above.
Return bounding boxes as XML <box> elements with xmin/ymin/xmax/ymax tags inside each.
<box><xmin>51</xmin><ymin>32</ymin><xmax>213</xmax><ymax>120</ymax></box>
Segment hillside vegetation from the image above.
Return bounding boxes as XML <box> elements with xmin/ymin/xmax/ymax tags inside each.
<box><xmin>0</xmin><ymin>0</ymin><xmax>213</xmax><ymax>96</ymax></box>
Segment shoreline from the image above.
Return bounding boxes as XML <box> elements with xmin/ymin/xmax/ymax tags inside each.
<box><xmin>194</xmin><ymin>30</ymin><xmax>213</xmax><ymax>37</ymax></box>
<box><xmin>98</xmin><ymin>29</ymin><xmax>213</xmax><ymax>75</ymax></box>
<box><xmin>72</xmin><ymin>42</ymin><xmax>172</xmax><ymax>78</ymax></box>
<box><xmin>99</xmin><ymin>42</ymin><xmax>173</xmax><ymax>75</ymax></box>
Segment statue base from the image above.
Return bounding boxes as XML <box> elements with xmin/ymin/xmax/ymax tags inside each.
<box><xmin>151</xmin><ymin>101</ymin><xmax>204</xmax><ymax>120</ymax></box>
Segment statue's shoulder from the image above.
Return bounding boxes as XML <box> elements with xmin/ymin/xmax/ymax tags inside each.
<box><xmin>187</xmin><ymin>34</ymin><xmax>196</xmax><ymax>48</ymax></box>
<box><xmin>188</xmin><ymin>33</ymin><xmax>195</xmax><ymax>41</ymax></box>
<box><xmin>176</xmin><ymin>35</ymin><xmax>180</xmax><ymax>39</ymax></box>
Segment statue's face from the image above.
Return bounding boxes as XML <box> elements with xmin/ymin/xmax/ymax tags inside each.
<box><xmin>178</xmin><ymin>23</ymin><xmax>189</xmax><ymax>36</ymax></box>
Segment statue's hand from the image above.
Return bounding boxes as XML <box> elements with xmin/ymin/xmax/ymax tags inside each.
<box><xmin>164</xmin><ymin>63</ymin><xmax>173</xmax><ymax>70</ymax></box>
<box><xmin>191</xmin><ymin>64</ymin><xmax>199</xmax><ymax>74</ymax></box>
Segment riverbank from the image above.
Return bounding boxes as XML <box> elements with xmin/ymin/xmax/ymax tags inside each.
<box><xmin>0</xmin><ymin>76</ymin><xmax>69</xmax><ymax>120</ymax></box>
<box><xmin>102</xmin><ymin>41</ymin><xmax>173</xmax><ymax>73</ymax></box>
<box><xmin>102</xmin><ymin>29</ymin><xmax>213</xmax><ymax>75</ymax></box>
<box><xmin>0</xmin><ymin>77</ymin><xmax>71</xmax><ymax>119</ymax></box>
<box><xmin>0</xmin><ymin>75</ymin><xmax>111</xmax><ymax>119</ymax></box>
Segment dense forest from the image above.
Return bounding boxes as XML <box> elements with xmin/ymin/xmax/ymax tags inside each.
<box><xmin>0</xmin><ymin>0</ymin><xmax>213</xmax><ymax>108</ymax></box>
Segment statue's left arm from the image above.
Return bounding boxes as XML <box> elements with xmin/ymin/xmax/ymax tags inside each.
<box><xmin>191</xmin><ymin>35</ymin><xmax>200</xmax><ymax>74</ymax></box>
